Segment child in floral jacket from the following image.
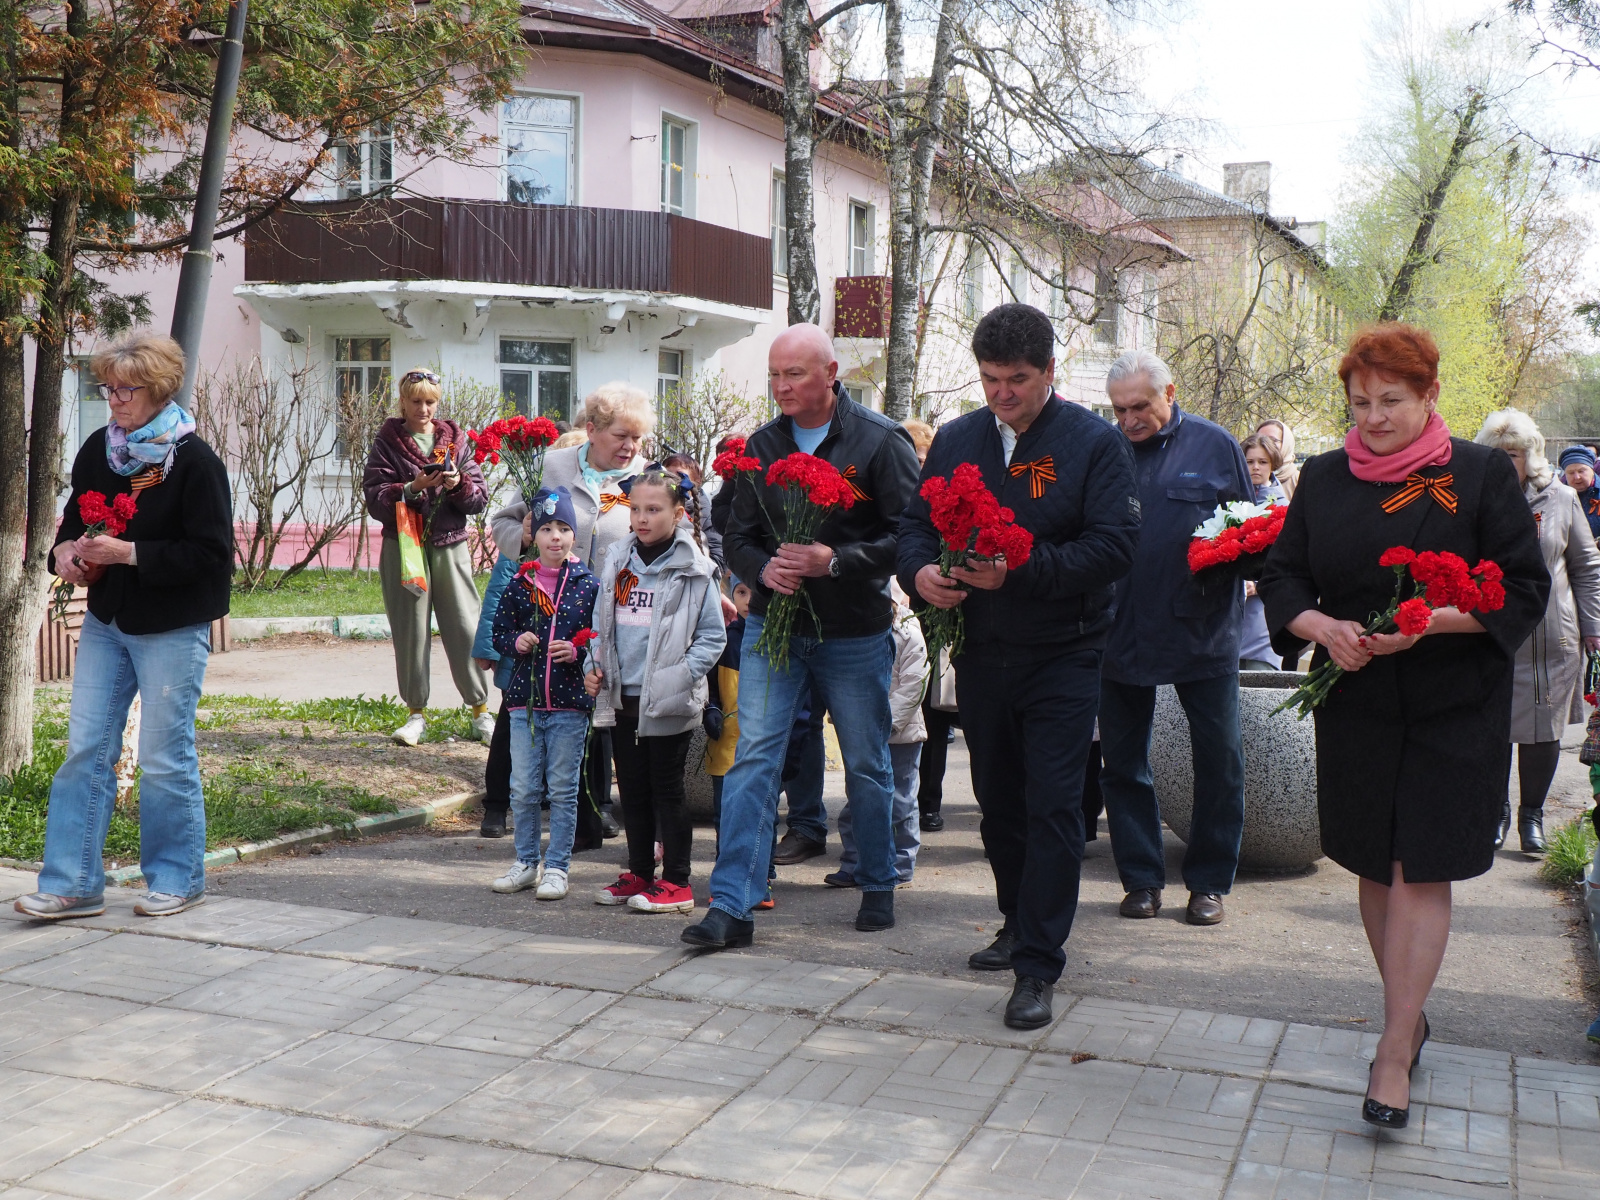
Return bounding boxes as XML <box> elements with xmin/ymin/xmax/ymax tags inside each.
<box><xmin>489</xmin><ymin>486</ymin><xmax>599</xmax><ymax>901</ymax></box>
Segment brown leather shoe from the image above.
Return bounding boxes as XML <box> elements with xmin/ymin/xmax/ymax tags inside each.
<box><xmin>771</xmin><ymin>830</ymin><xmax>826</xmax><ymax>866</ymax></box>
<box><xmin>1118</xmin><ymin>888</ymin><xmax>1162</xmax><ymax>918</ymax></box>
<box><xmin>1186</xmin><ymin>892</ymin><xmax>1224</xmax><ymax>925</ymax></box>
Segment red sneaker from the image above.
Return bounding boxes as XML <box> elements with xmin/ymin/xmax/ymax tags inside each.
<box><xmin>627</xmin><ymin>880</ymin><xmax>696</xmax><ymax>913</ymax></box>
<box><xmin>595</xmin><ymin>872</ymin><xmax>651</xmax><ymax>905</ymax></box>
<box><xmin>755</xmin><ymin>886</ymin><xmax>775</xmax><ymax>911</ymax></box>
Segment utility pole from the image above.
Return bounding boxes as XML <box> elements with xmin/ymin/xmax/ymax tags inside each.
<box><xmin>170</xmin><ymin>0</ymin><xmax>249</xmax><ymax>405</ymax></box>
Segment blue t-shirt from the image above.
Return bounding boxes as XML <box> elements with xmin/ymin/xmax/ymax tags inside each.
<box><xmin>792</xmin><ymin>421</ymin><xmax>830</xmax><ymax>456</ymax></box>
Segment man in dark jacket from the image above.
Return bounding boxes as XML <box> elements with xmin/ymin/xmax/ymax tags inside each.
<box><xmin>683</xmin><ymin>323</ymin><xmax>922</xmax><ymax>949</ymax></box>
<box><xmin>899</xmin><ymin>304</ymin><xmax>1141</xmax><ymax>1030</ymax></box>
<box><xmin>1101</xmin><ymin>350</ymin><xmax>1253</xmax><ymax>928</ymax></box>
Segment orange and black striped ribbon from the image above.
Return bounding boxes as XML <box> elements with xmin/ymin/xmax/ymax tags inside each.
<box><xmin>531</xmin><ymin>587</ymin><xmax>556</xmax><ymax>617</ymax></box>
<box><xmin>130</xmin><ymin>466</ymin><xmax>163</xmax><ymax>492</ymax></box>
<box><xmin>1009</xmin><ymin>455</ymin><xmax>1057</xmax><ymax>500</ymax></box>
<box><xmin>1587</xmin><ymin>494</ymin><xmax>1599</xmax><ymax>517</ymax></box>
<box><xmin>598</xmin><ymin>492</ymin><xmax>629</xmax><ymax>513</ymax></box>
<box><xmin>614</xmin><ymin>567</ymin><xmax>638</xmax><ymax>606</ymax></box>
<box><xmin>1380</xmin><ymin>472</ymin><xmax>1458</xmax><ymax>516</ymax></box>
<box><xmin>840</xmin><ymin>464</ymin><xmax>871</xmax><ymax>502</ymax></box>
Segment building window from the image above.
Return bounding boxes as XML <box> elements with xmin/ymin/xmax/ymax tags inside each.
<box><xmin>72</xmin><ymin>359</ymin><xmax>106</xmax><ymax>451</ymax></box>
<box><xmin>500</xmin><ymin>339</ymin><xmax>573</xmax><ymax>423</ymax></box>
<box><xmin>1093</xmin><ymin>268</ymin><xmax>1120</xmax><ymax>347</ymax></box>
<box><xmin>657</xmin><ymin>348</ymin><xmax>684</xmax><ymax>410</ymax></box>
<box><xmin>332</xmin><ymin>337</ymin><xmax>392</xmax><ymax>456</ymax></box>
<box><xmin>843</xmin><ymin>383</ymin><xmax>871</xmax><ymax>408</ymax></box>
<box><xmin>1009</xmin><ymin>254</ymin><xmax>1028</xmax><ymax>302</ymax></box>
<box><xmin>849</xmin><ymin>201</ymin><xmax>875</xmax><ymax>276</ymax></box>
<box><xmin>661</xmin><ymin>116</ymin><xmax>693</xmax><ymax>216</ymax></box>
<box><xmin>1140</xmin><ymin>273</ymin><xmax>1158</xmax><ymax>347</ymax></box>
<box><xmin>334</xmin><ymin>124</ymin><xmax>393</xmax><ymax>199</ymax></box>
<box><xmin>1048</xmin><ymin>272</ymin><xmax>1065</xmax><ymax>319</ymax></box>
<box><xmin>771</xmin><ymin>173</ymin><xmax>788</xmax><ymax>277</ymax></box>
<box><xmin>504</xmin><ymin>95</ymin><xmax>576</xmax><ymax>205</ymax></box>
<box><xmin>963</xmin><ymin>246</ymin><xmax>985</xmax><ymax>322</ymax></box>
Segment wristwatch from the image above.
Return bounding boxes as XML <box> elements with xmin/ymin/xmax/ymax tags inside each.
<box><xmin>828</xmin><ymin>553</ymin><xmax>841</xmax><ymax>578</ymax></box>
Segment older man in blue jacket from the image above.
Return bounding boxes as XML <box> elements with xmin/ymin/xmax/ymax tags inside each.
<box><xmin>1101</xmin><ymin>350</ymin><xmax>1253</xmax><ymax>927</ymax></box>
<box><xmin>900</xmin><ymin>304</ymin><xmax>1141</xmax><ymax>1030</ymax></box>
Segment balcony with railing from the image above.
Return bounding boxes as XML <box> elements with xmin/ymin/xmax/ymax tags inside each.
<box><xmin>833</xmin><ymin>275</ymin><xmax>891</xmax><ymax>339</ymax></box>
<box><xmin>244</xmin><ymin>198</ymin><xmax>774</xmax><ymax>312</ymax></box>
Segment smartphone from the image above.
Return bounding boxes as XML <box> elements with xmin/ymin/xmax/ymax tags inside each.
<box><xmin>440</xmin><ymin>448</ymin><xmax>457</xmax><ymax>475</ymax></box>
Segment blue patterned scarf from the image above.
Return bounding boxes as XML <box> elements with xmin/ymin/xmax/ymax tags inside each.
<box><xmin>105</xmin><ymin>401</ymin><xmax>196</xmax><ymax>478</ymax></box>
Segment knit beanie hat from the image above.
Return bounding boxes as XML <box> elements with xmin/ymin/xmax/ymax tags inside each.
<box><xmin>530</xmin><ymin>485</ymin><xmax>578</xmax><ymax>531</ymax></box>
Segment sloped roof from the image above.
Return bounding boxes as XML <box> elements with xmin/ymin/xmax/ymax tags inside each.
<box><xmin>1105</xmin><ymin>165</ymin><xmax>1327</xmax><ymax>268</ymax></box>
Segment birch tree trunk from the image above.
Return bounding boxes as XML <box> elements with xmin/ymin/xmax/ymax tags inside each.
<box><xmin>778</xmin><ymin>0</ymin><xmax>822</xmax><ymax>326</ymax></box>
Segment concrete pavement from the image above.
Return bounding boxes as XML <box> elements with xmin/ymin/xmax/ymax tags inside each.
<box><xmin>1</xmin><ymin>870</ymin><xmax>1598</xmax><ymax>1199</ymax></box>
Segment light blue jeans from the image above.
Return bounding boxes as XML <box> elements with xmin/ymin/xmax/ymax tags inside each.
<box><xmin>838</xmin><ymin>741</ymin><xmax>922</xmax><ymax>882</ymax></box>
<box><xmin>508</xmin><ymin>708</ymin><xmax>589</xmax><ymax>872</ymax></box>
<box><xmin>40</xmin><ymin>614</ymin><xmax>210</xmax><ymax>900</ymax></box>
<box><xmin>708</xmin><ymin>613</ymin><xmax>897</xmax><ymax>920</ymax></box>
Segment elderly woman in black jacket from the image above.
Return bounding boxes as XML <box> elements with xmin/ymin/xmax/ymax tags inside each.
<box><xmin>16</xmin><ymin>332</ymin><xmax>232</xmax><ymax>923</ymax></box>
<box><xmin>1260</xmin><ymin>324</ymin><xmax>1547</xmax><ymax>1129</ymax></box>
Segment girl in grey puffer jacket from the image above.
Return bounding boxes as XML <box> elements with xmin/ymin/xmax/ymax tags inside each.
<box><xmin>586</xmin><ymin>471</ymin><xmax>726</xmax><ymax>915</ymax></box>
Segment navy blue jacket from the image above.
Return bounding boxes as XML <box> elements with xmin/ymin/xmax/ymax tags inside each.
<box><xmin>1104</xmin><ymin>405</ymin><xmax>1254</xmax><ymax>686</ymax></box>
<box><xmin>1577</xmin><ymin>484</ymin><xmax>1600</xmax><ymax>541</ymax></box>
<box><xmin>897</xmin><ymin>395</ymin><xmax>1141</xmax><ymax>653</ymax></box>
<box><xmin>492</xmin><ymin>558</ymin><xmax>600</xmax><ymax>711</ymax></box>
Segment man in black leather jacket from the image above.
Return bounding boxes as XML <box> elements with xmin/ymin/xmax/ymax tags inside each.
<box><xmin>684</xmin><ymin>323</ymin><xmax>921</xmax><ymax>949</ymax></box>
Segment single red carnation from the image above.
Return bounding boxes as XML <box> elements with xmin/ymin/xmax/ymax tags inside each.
<box><xmin>975</xmin><ymin>521</ymin><xmax>1033</xmax><ymax>569</ymax></box>
<box><xmin>1379</xmin><ymin>546</ymin><xmax>1416</xmax><ymax>567</ymax></box>
<box><xmin>571</xmin><ymin>628</ymin><xmax>596</xmax><ymax>649</ymax></box>
<box><xmin>1395</xmin><ymin>598</ymin><xmax>1433</xmax><ymax>636</ymax></box>
<box><xmin>1478</xmin><ymin>579</ymin><xmax>1506</xmax><ymax>611</ymax></box>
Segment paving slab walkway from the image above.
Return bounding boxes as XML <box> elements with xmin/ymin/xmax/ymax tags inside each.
<box><xmin>1</xmin><ymin>870</ymin><xmax>1597</xmax><ymax>1200</ymax></box>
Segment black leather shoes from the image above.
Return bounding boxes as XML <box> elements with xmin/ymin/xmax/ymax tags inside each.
<box><xmin>479</xmin><ymin>812</ymin><xmax>507</xmax><ymax>839</ymax></box>
<box><xmin>681</xmin><ymin>908</ymin><xmax>755</xmax><ymax>950</ymax></box>
<box><xmin>1186</xmin><ymin>892</ymin><xmax>1224</xmax><ymax>925</ymax></box>
<box><xmin>1004</xmin><ymin>975</ymin><xmax>1054</xmax><ymax>1030</ymax></box>
<box><xmin>919</xmin><ymin>811</ymin><xmax>945</xmax><ymax>833</ymax></box>
<box><xmin>1518</xmin><ymin>807</ymin><xmax>1547</xmax><ymax>854</ymax></box>
<box><xmin>771</xmin><ymin>831</ymin><xmax>826</xmax><ymax>865</ymax></box>
<box><xmin>855</xmin><ymin>890</ymin><xmax>894</xmax><ymax>932</ymax></box>
<box><xmin>1493</xmin><ymin>800</ymin><xmax>1512</xmax><ymax>850</ymax></box>
<box><xmin>969</xmin><ymin>928</ymin><xmax>1017</xmax><ymax>971</ymax></box>
<box><xmin>1119</xmin><ymin>888</ymin><xmax>1162</xmax><ymax>918</ymax></box>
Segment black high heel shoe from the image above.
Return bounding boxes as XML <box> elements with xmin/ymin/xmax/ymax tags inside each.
<box><xmin>1363</xmin><ymin>1013</ymin><xmax>1429</xmax><ymax>1130</ymax></box>
<box><xmin>1410</xmin><ymin>1013</ymin><xmax>1430</xmax><ymax>1074</ymax></box>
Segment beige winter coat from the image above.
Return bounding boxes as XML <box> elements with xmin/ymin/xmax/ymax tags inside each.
<box><xmin>489</xmin><ymin>444</ymin><xmax>644</xmax><ymax>570</ymax></box>
<box><xmin>1512</xmin><ymin>478</ymin><xmax>1600</xmax><ymax>743</ymax></box>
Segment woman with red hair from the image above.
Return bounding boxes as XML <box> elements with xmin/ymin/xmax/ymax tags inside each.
<box><xmin>1258</xmin><ymin>324</ymin><xmax>1548</xmax><ymax>1129</ymax></box>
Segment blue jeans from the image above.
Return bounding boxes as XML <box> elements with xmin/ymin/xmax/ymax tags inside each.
<box><xmin>508</xmin><ymin>708</ymin><xmax>589</xmax><ymax>872</ymax></box>
<box><xmin>782</xmin><ymin>689</ymin><xmax>828</xmax><ymax>843</ymax></box>
<box><xmin>40</xmin><ymin>614</ymin><xmax>210</xmax><ymax>900</ymax></box>
<box><xmin>838</xmin><ymin>741</ymin><xmax>921</xmax><ymax>882</ymax></box>
<box><xmin>1099</xmin><ymin>674</ymin><xmax>1245</xmax><ymax>896</ymax></box>
<box><xmin>709</xmin><ymin>613</ymin><xmax>896</xmax><ymax>919</ymax></box>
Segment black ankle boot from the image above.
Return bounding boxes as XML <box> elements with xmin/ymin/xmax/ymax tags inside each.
<box><xmin>1518</xmin><ymin>806</ymin><xmax>1547</xmax><ymax>854</ymax></box>
<box><xmin>855</xmin><ymin>890</ymin><xmax>895</xmax><ymax>932</ymax></box>
<box><xmin>1493</xmin><ymin>801</ymin><xmax>1511</xmax><ymax>850</ymax></box>
<box><xmin>681</xmin><ymin>907</ymin><xmax>754</xmax><ymax>950</ymax></box>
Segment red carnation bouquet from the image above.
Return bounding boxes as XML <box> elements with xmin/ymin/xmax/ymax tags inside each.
<box><xmin>1188</xmin><ymin>500</ymin><xmax>1287</xmax><ymax>582</ymax></box>
<box><xmin>712</xmin><ymin>436</ymin><xmax>758</xmax><ymax>480</ymax></box>
<box><xmin>1276</xmin><ymin>546</ymin><xmax>1506</xmax><ymax>718</ymax></box>
<box><xmin>52</xmin><ymin>491</ymin><xmax>138</xmax><ymax>621</ymax></box>
<box><xmin>753</xmin><ymin>453</ymin><xmax>858</xmax><ymax>670</ymax></box>
<box><xmin>467</xmin><ymin>415</ymin><xmax>561</xmax><ymax>509</ymax></box>
<box><xmin>917</xmin><ymin>463</ymin><xmax>1034</xmax><ymax>662</ymax></box>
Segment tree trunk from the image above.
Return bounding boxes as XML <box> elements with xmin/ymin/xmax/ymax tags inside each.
<box><xmin>1379</xmin><ymin>90</ymin><xmax>1485</xmax><ymax>322</ymax></box>
<box><xmin>882</xmin><ymin>0</ymin><xmax>961</xmax><ymax>421</ymax></box>
<box><xmin>778</xmin><ymin>0</ymin><xmax>821</xmax><ymax>326</ymax></box>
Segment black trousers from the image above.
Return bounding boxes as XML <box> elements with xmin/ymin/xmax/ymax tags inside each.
<box><xmin>612</xmin><ymin>697</ymin><xmax>694</xmax><ymax>885</ymax></box>
<box><xmin>957</xmin><ymin>647</ymin><xmax>1100</xmax><ymax>984</ymax></box>
<box><xmin>918</xmin><ymin>701</ymin><xmax>959</xmax><ymax>815</ymax></box>
<box><xmin>484</xmin><ymin>706</ymin><xmax>511</xmax><ymax>817</ymax></box>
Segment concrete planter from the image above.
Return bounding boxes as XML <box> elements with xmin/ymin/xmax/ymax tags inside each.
<box><xmin>1150</xmin><ymin>670</ymin><xmax>1324</xmax><ymax>873</ymax></box>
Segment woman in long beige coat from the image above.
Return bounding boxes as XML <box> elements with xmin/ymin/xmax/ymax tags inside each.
<box><xmin>1477</xmin><ymin>410</ymin><xmax>1600</xmax><ymax>853</ymax></box>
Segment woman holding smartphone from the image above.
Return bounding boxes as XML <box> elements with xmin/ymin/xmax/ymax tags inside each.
<box><xmin>363</xmin><ymin>367</ymin><xmax>491</xmax><ymax>746</ymax></box>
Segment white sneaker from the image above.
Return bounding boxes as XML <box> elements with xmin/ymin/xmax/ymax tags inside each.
<box><xmin>535</xmin><ymin>868</ymin><xmax>569</xmax><ymax>900</ymax></box>
<box><xmin>492</xmin><ymin>862</ymin><xmax>541</xmax><ymax>893</ymax></box>
<box><xmin>470</xmin><ymin>711</ymin><xmax>496</xmax><ymax>742</ymax></box>
<box><xmin>391</xmin><ymin>713</ymin><xmax>427</xmax><ymax>745</ymax></box>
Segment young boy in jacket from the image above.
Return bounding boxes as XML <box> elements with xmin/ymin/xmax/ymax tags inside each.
<box><xmin>489</xmin><ymin>487</ymin><xmax>599</xmax><ymax>901</ymax></box>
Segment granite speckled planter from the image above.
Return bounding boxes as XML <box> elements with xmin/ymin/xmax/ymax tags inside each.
<box><xmin>1150</xmin><ymin>670</ymin><xmax>1324</xmax><ymax>873</ymax></box>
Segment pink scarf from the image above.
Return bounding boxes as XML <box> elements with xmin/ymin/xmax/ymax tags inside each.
<box><xmin>1344</xmin><ymin>411</ymin><xmax>1453</xmax><ymax>483</ymax></box>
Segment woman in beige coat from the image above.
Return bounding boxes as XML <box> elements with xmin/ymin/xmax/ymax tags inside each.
<box><xmin>1477</xmin><ymin>410</ymin><xmax>1600</xmax><ymax>853</ymax></box>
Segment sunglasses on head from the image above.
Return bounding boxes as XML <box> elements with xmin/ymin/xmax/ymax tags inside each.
<box><xmin>402</xmin><ymin>370</ymin><xmax>440</xmax><ymax>384</ymax></box>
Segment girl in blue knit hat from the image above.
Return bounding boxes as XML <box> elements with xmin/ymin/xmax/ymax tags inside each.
<box><xmin>489</xmin><ymin>486</ymin><xmax>599</xmax><ymax>900</ymax></box>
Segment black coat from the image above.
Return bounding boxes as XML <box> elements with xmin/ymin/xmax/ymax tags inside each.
<box><xmin>1258</xmin><ymin>440</ymin><xmax>1549</xmax><ymax>883</ymax></box>
<box><xmin>896</xmin><ymin>395</ymin><xmax>1141</xmax><ymax>652</ymax></box>
<box><xmin>54</xmin><ymin>430</ymin><xmax>233</xmax><ymax>635</ymax></box>
<box><xmin>725</xmin><ymin>385</ymin><xmax>921</xmax><ymax>639</ymax></box>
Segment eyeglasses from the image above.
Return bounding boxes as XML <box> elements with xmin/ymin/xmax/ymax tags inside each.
<box><xmin>96</xmin><ymin>384</ymin><xmax>147</xmax><ymax>401</ymax></box>
<box><xmin>402</xmin><ymin>370</ymin><xmax>440</xmax><ymax>384</ymax></box>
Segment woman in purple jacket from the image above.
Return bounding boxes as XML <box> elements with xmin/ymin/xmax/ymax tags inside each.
<box><xmin>362</xmin><ymin>368</ymin><xmax>491</xmax><ymax>745</ymax></box>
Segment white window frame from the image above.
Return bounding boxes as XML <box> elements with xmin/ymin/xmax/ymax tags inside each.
<box><xmin>1140</xmin><ymin>273</ymin><xmax>1158</xmax><ymax>347</ymax></box>
<box><xmin>501</xmin><ymin>92</ymin><xmax>580</xmax><ymax>206</ymax></box>
<box><xmin>770</xmin><ymin>172</ymin><xmax>788</xmax><ymax>278</ymax></box>
<box><xmin>657</xmin><ymin>347</ymin><xmax>686</xmax><ymax>411</ymax></box>
<box><xmin>963</xmin><ymin>245</ymin><xmax>985</xmax><ymax>322</ymax></box>
<box><xmin>1008</xmin><ymin>253</ymin><xmax>1028</xmax><ymax>303</ymax></box>
<box><xmin>499</xmin><ymin>338</ymin><xmax>576</xmax><ymax>423</ymax></box>
<box><xmin>848</xmin><ymin>200</ymin><xmax>875</xmax><ymax>276</ymax></box>
<box><xmin>70</xmin><ymin>358</ymin><xmax>105</xmax><ymax>452</ymax></box>
<box><xmin>331</xmin><ymin>336</ymin><xmax>393</xmax><ymax>459</ymax></box>
<box><xmin>660</xmin><ymin>113</ymin><xmax>697</xmax><ymax>217</ymax></box>
<box><xmin>1093</xmin><ymin>267</ymin><xmax>1120</xmax><ymax>348</ymax></box>
<box><xmin>334</xmin><ymin>124</ymin><xmax>394</xmax><ymax>200</ymax></box>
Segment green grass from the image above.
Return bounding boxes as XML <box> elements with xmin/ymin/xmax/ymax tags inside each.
<box><xmin>228</xmin><ymin>568</ymin><xmax>491</xmax><ymax>619</ymax></box>
<box><xmin>0</xmin><ymin>694</ymin><xmax>438</xmax><ymax>865</ymax></box>
<box><xmin>1539</xmin><ymin>811</ymin><xmax>1599</xmax><ymax>887</ymax></box>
